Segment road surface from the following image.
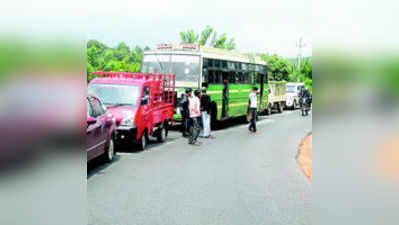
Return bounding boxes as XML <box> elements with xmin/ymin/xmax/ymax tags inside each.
<box><xmin>88</xmin><ymin>110</ymin><xmax>312</xmax><ymax>225</ymax></box>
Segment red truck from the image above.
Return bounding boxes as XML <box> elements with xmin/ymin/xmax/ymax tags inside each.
<box><xmin>88</xmin><ymin>72</ymin><xmax>175</xmax><ymax>150</ymax></box>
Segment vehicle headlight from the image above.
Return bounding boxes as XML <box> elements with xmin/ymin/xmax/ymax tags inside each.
<box><xmin>121</xmin><ymin>116</ymin><xmax>135</xmax><ymax>127</ymax></box>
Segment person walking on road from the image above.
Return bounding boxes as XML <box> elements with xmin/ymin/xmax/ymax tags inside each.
<box><xmin>200</xmin><ymin>89</ymin><xmax>214</xmax><ymax>138</ymax></box>
<box><xmin>248</xmin><ymin>87</ymin><xmax>258</xmax><ymax>133</ymax></box>
<box><xmin>188</xmin><ymin>90</ymin><xmax>201</xmax><ymax>145</ymax></box>
<box><xmin>179</xmin><ymin>88</ymin><xmax>191</xmax><ymax>137</ymax></box>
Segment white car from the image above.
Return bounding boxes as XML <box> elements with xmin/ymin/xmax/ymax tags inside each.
<box><xmin>285</xmin><ymin>82</ymin><xmax>304</xmax><ymax>109</ymax></box>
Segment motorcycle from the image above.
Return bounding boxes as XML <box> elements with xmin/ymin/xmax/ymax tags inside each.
<box><xmin>300</xmin><ymin>96</ymin><xmax>311</xmax><ymax>116</ymax></box>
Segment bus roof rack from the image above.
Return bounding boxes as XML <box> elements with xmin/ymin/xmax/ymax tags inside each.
<box><xmin>91</xmin><ymin>71</ymin><xmax>175</xmax><ymax>81</ymax></box>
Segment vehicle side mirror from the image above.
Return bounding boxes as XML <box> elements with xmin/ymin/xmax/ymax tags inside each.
<box><xmin>202</xmin><ymin>82</ymin><xmax>208</xmax><ymax>88</ymax></box>
<box><xmin>141</xmin><ymin>96</ymin><xmax>149</xmax><ymax>105</ymax></box>
<box><xmin>87</xmin><ymin>117</ymin><xmax>96</xmax><ymax>127</ymax></box>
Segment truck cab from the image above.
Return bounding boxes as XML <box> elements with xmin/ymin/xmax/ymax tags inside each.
<box><xmin>88</xmin><ymin>72</ymin><xmax>175</xmax><ymax>150</ymax></box>
<box><xmin>285</xmin><ymin>82</ymin><xmax>304</xmax><ymax>110</ymax></box>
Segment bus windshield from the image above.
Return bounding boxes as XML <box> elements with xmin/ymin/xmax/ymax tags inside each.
<box><xmin>141</xmin><ymin>54</ymin><xmax>200</xmax><ymax>83</ymax></box>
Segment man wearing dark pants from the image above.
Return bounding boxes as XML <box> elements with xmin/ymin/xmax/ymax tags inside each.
<box><xmin>188</xmin><ymin>90</ymin><xmax>202</xmax><ymax>145</ymax></box>
<box><xmin>180</xmin><ymin>88</ymin><xmax>192</xmax><ymax>137</ymax></box>
<box><xmin>248</xmin><ymin>87</ymin><xmax>258</xmax><ymax>133</ymax></box>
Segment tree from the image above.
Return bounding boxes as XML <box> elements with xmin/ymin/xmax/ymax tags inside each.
<box><xmin>226</xmin><ymin>38</ymin><xmax>236</xmax><ymax>50</ymax></box>
<box><xmin>86</xmin><ymin>39</ymin><xmax>146</xmax><ymax>82</ymax></box>
<box><xmin>198</xmin><ymin>25</ymin><xmax>214</xmax><ymax>46</ymax></box>
<box><xmin>180</xmin><ymin>29</ymin><xmax>199</xmax><ymax>43</ymax></box>
<box><xmin>260</xmin><ymin>54</ymin><xmax>291</xmax><ymax>81</ymax></box>
<box><xmin>179</xmin><ymin>26</ymin><xmax>236</xmax><ymax>50</ymax></box>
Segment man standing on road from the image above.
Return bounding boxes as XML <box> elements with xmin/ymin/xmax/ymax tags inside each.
<box><xmin>248</xmin><ymin>87</ymin><xmax>258</xmax><ymax>133</ymax></box>
<box><xmin>200</xmin><ymin>89</ymin><xmax>213</xmax><ymax>138</ymax></box>
<box><xmin>188</xmin><ymin>90</ymin><xmax>201</xmax><ymax>145</ymax></box>
<box><xmin>180</xmin><ymin>88</ymin><xmax>191</xmax><ymax>137</ymax></box>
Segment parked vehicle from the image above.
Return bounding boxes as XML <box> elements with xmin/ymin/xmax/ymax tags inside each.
<box><xmin>141</xmin><ymin>43</ymin><xmax>268</xmax><ymax>127</ymax></box>
<box><xmin>86</xmin><ymin>95</ymin><xmax>116</xmax><ymax>162</ymax></box>
<box><xmin>265</xmin><ymin>81</ymin><xmax>287</xmax><ymax>115</ymax></box>
<box><xmin>89</xmin><ymin>72</ymin><xmax>175</xmax><ymax>150</ymax></box>
<box><xmin>285</xmin><ymin>82</ymin><xmax>304</xmax><ymax>110</ymax></box>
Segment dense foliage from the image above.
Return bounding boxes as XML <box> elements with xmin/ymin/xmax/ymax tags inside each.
<box><xmin>261</xmin><ymin>54</ymin><xmax>312</xmax><ymax>93</ymax></box>
<box><xmin>86</xmin><ymin>40</ymin><xmax>149</xmax><ymax>82</ymax></box>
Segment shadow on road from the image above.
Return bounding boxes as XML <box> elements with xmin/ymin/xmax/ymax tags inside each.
<box><xmin>87</xmin><ymin>154</ymin><xmax>121</xmax><ymax>179</ymax></box>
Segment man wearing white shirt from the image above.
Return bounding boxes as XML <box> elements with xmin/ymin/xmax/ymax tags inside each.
<box><xmin>188</xmin><ymin>90</ymin><xmax>202</xmax><ymax>145</ymax></box>
<box><xmin>248</xmin><ymin>87</ymin><xmax>258</xmax><ymax>133</ymax></box>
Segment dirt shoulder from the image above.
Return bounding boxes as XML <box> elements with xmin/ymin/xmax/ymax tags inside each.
<box><xmin>297</xmin><ymin>133</ymin><xmax>312</xmax><ymax>180</ymax></box>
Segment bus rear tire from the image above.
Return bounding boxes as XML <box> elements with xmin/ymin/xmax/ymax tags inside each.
<box><xmin>210</xmin><ymin>103</ymin><xmax>218</xmax><ymax>130</ymax></box>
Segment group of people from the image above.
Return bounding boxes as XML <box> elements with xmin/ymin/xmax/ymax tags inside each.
<box><xmin>179</xmin><ymin>88</ymin><xmax>214</xmax><ymax>145</ymax></box>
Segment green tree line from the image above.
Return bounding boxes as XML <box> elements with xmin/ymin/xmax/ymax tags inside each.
<box><xmin>86</xmin><ymin>40</ymin><xmax>150</xmax><ymax>82</ymax></box>
<box><xmin>87</xmin><ymin>27</ymin><xmax>312</xmax><ymax>93</ymax></box>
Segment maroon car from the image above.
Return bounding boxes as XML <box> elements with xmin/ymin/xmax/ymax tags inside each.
<box><xmin>87</xmin><ymin>95</ymin><xmax>116</xmax><ymax>163</ymax></box>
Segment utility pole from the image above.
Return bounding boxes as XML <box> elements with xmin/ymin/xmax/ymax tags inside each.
<box><xmin>296</xmin><ymin>37</ymin><xmax>306</xmax><ymax>82</ymax></box>
<box><xmin>296</xmin><ymin>37</ymin><xmax>306</xmax><ymax>71</ymax></box>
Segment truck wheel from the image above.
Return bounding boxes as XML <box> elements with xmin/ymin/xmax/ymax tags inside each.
<box><xmin>137</xmin><ymin>131</ymin><xmax>147</xmax><ymax>150</ymax></box>
<box><xmin>293</xmin><ymin>101</ymin><xmax>297</xmax><ymax>110</ymax></box>
<box><xmin>278</xmin><ymin>102</ymin><xmax>284</xmax><ymax>113</ymax></box>
<box><xmin>266</xmin><ymin>104</ymin><xmax>272</xmax><ymax>115</ymax></box>
<box><xmin>157</xmin><ymin>122</ymin><xmax>168</xmax><ymax>143</ymax></box>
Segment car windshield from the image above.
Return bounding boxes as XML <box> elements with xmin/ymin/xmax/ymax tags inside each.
<box><xmin>88</xmin><ymin>84</ymin><xmax>140</xmax><ymax>107</ymax></box>
<box><xmin>141</xmin><ymin>54</ymin><xmax>200</xmax><ymax>83</ymax></box>
<box><xmin>286</xmin><ymin>85</ymin><xmax>296</xmax><ymax>93</ymax></box>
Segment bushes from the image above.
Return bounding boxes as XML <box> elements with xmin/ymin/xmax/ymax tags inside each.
<box><xmin>87</xmin><ymin>40</ymin><xmax>149</xmax><ymax>83</ymax></box>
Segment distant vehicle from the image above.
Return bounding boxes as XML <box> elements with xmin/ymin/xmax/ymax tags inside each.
<box><xmin>285</xmin><ymin>82</ymin><xmax>304</xmax><ymax>110</ymax></box>
<box><xmin>141</xmin><ymin>43</ymin><xmax>270</xmax><ymax>127</ymax></box>
<box><xmin>89</xmin><ymin>72</ymin><xmax>175</xmax><ymax>150</ymax></box>
<box><xmin>265</xmin><ymin>81</ymin><xmax>287</xmax><ymax>115</ymax></box>
<box><xmin>86</xmin><ymin>95</ymin><xmax>116</xmax><ymax>162</ymax></box>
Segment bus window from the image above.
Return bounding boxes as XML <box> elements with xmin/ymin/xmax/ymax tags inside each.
<box><xmin>234</xmin><ymin>62</ymin><xmax>240</xmax><ymax>70</ymax></box>
<box><xmin>228</xmin><ymin>62</ymin><xmax>235</xmax><ymax>70</ymax></box>
<box><xmin>241</xmin><ymin>63</ymin><xmax>248</xmax><ymax>71</ymax></box>
<box><xmin>215</xmin><ymin>60</ymin><xmax>220</xmax><ymax>68</ymax></box>
<box><xmin>203</xmin><ymin>58</ymin><xmax>210</xmax><ymax>67</ymax></box>
<box><xmin>222</xmin><ymin>60</ymin><xmax>228</xmax><ymax>69</ymax></box>
<box><xmin>261</xmin><ymin>66</ymin><xmax>267</xmax><ymax>74</ymax></box>
<box><xmin>249</xmin><ymin>64</ymin><xmax>255</xmax><ymax>72</ymax></box>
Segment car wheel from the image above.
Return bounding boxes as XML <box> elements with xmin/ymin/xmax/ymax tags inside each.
<box><xmin>104</xmin><ymin>138</ymin><xmax>114</xmax><ymax>162</ymax></box>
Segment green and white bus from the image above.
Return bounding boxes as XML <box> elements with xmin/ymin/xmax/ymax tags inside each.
<box><xmin>140</xmin><ymin>43</ymin><xmax>281</xmax><ymax>125</ymax></box>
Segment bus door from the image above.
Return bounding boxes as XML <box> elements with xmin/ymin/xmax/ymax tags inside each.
<box><xmin>258</xmin><ymin>73</ymin><xmax>265</xmax><ymax>111</ymax></box>
<box><xmin>222</xmin><ymin>75</ymin><xmax>228</xmax><ymax>118</ymax></box>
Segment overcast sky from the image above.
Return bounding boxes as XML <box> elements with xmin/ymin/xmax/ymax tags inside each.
<box><xmin>86</xmin><ymin>0</ymin><xmax>312</xmax><ymax>58</ymax></box>
<box><xmin>1</xmin><ymin>0</ymin><xmax>312</xmax><ymax>58</ymax></box>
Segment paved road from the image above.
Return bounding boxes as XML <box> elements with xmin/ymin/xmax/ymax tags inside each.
<box><xmin>88</xmin><ymin>110</ymin><xmax>312</xmax><ymax>225</ymax></box>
